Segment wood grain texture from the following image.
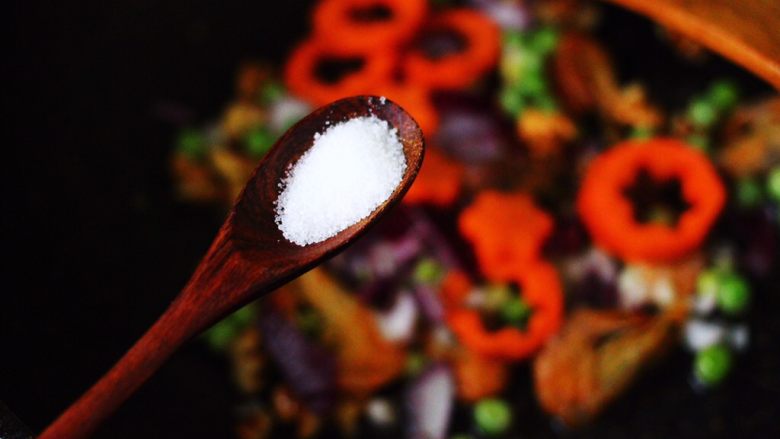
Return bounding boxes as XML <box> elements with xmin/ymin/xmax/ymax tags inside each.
<box><xmin>604</xmin><ymin>0</ymin><xmax>780</xmax><ymax>90</ymax></box>
<box><xmin>38</xmin><ymin>96</ymin><xmax>425</xmax><ymax>439</ymax></box>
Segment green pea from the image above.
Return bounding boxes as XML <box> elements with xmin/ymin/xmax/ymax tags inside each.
<box><xmin>244</xmin><ymin>127</ymin><xmax>274</xmax><ymax>158</ymax></box>
<box><xmin>177</xmin><ymin>128</ymin><xmax>207</xmax><ymax>160</ymax></box>
<box><xmin>694</xmin><ymin>344</ymin><xmax>732</xmax><ymax>385</ymax></box>
<box><xmin>766</xmin><ymin>167</ymin><xmax>780</xmax><ymax>202</ymax></box>
<box><xmin>717</xmin><ymin>274</ymin><xmax>750</xmax><ymax>315</ymax></box>
<box><xmin>688</xmin><ymin>99</ymin><xmax>718</xmax><ymax>128</ymax></box>
<box><xmin>736</xmin><ymin>177</ymin><xmax>763</xmax><ymax>208</ymax></box>
<box><xmin>501</xmin><ymin>297</ymin><xmax>531</xmax><ymax>327</ymax></box>
<box><xmin>474</xmin><ymin>398</ymin><xmax>512</xmax><ymax>436</ymax></box>
<box><xmin>414</xmin><ymin>258</ymin><xmax>444</xmax><ymax>285</ymax></box>
<box><xmin>696</xmin><ymin>269</ymin><xmax>722</xmax><ymax>296</ymax></box>
<box><xmin>708</xmin><ymin>80</ymin><xmax>739</xmax><ymax>111</ymax></box>
<box><xmin>530</xmin><ymin>27</ymin><xmax>559</xmax><ymax>55</ymax></box>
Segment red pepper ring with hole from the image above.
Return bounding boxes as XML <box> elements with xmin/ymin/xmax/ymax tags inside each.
<box><xmin>313</xmin><ymin>0</ymin><xmax>428</xmax><ymax>55</ymax></box>
<box><xmin>403</xmin><ymin>8</ymin><xmax>500</xmax><ymax>90</ymax></box>
<box><xmin>444</xmin><ymin>262</ymin><xmax>564</xmax><ymax>361</ymax></box>
<box><xmin>284</xmin><ymin>39</ymin><xmax>396</xmax><ymax>106</ymax></box>
<box><xmin>577</xmin><ymin>138</ymin><xmax>726</xmax><ymax>263</ymax></box>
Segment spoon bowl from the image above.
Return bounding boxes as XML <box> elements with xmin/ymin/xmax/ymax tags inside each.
<box><xmin>40</xmin><ymin>95</ymin><xmax>424</xmax><ymax>439</ymax></box>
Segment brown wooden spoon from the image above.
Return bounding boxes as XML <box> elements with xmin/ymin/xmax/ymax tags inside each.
<box><xmin>604</xmin><ymin>0</ymin><xmax>780</xmax><ymax>90</ymax></box>
<box><xmin>39</xmin><ymin>96</ymin><xmax>425</xmax><ymax>439</ymax></box>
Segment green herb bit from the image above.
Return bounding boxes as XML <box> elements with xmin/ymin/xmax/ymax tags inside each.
<box><xmin>177</xmin><ymin>128</ymin><xmax>208</xmax><ymax>160</ymax></box>
<box><xmin>499</xmin><ymin>87</ymin><xmax>525</xmax><ymax>116</ymax></box>
<box><xmin>630</xmin><ymin>125</ymin><xmax>654</xmax><ymax>140</ymax></box>
<box><xmin>530</xmin><ymin>26</ymin><xmax>559</xmax><ymax>55</ymax></box>
<box><xmin>203</xmin><ymin>304</ymin><xmax>255</xmax><ymax>351</ymax></box>
<box><xmin>260</xmin><ymin>81</ymin><xmax>286</xmax><ymax>103</ymax></box>
<box><xmin>501</xmin><ymin>296</ymin><xmax>532</xmax><ymax>329</ymax></box>
<box><xmin>244</xmin><ymin>126</ymin><xmax>274</xmax><ymax>158</ymax></box>
<box><xmin>736</xmin><ymin>177</ymin><xmax>763</xmax><ymax>208</ymax></box>
<box><xmin>484</xmin><ymin>284</ymin><xmax>513</xmax><ymax>311</ymax></box>
<box><xmin>297</xmin><ymin>307</ymin><xmax>323</xmax><ymax>337</ymax></box>
<box><xmin>502</xmin><ymin>31</ymin><xmax>524</xmax><ymax>49</ymax></box>
<box><xmin>767</xmin><ymin>167</ymin><xmax>780</xmax><ymax>202</ymax></box>
<box><xmin>405</xmin><ymin>352</ymin><xmax>427</xmax><ymax>376</ymax></box>
<box><xmin>414</xmin><ymin>258</ymin><xmax>444</xmax><ymax>285</ymax></box>
<box><xmin>686</xmin><ymin>133</ymin><xmax>710</xmax><ymax>152</ymax></box>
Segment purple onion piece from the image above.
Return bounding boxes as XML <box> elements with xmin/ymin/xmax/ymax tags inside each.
<box><xmin>405</xmin><ymin>363</ymin><xmax>455</xmax><ymax>439</ymax></box>
<box><xmin>407</xmin><ymin>209</ymin><xmax>463</xmax><ymax>270</ymax></box>
<box><xmin>258</xmin><ymin>311</ymin><xmax>336</xmax><ymax>414</ymax></box>
<box><xmin>432</xmin><ymin>93</ymin><xmax>517</xmax><ymax>164</ymax></box>
<box><xmin>413</xmin><ymin>284</ymin><xmax>445</xmax><ymax>324</ymax></box>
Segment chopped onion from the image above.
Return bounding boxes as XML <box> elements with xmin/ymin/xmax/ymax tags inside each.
<box><xmin>376</xmin><ymin>292</ymin><xmax>419</xmax><ymax>343</ymax></box>
<box><xmin>406</xmin><ymin>364</ymin><xmax>455</xmax><ymax>439</ymax></box>
<box><xmin>683</xmin><ymin>319</ymin><xmax>725</xmax><ymax>352</ymax></box>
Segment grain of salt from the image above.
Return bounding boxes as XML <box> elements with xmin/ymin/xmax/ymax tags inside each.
<box><xmin>275</xmin><ymin>115</ymin><xmax>406</xmax><ymax>246</ymax></box>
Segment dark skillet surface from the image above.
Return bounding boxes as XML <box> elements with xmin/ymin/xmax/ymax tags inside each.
<box><xmin>5</xmin><ymin>1</ymin><xmax>778</xmax><ymax>438</ymax></box>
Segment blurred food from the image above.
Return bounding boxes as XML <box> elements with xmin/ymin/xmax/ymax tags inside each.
<box><xmin>173</xmin><ymin>0</ymin><xmax>779</xmax><ymax>437</ymax></box>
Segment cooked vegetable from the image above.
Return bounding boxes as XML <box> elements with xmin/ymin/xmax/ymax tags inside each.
<box><xmin>717</xmin><ymin>273</ymin><xmax>750</xmax><ymax>315</ymax></box>
<box><xmin>404</xmin><ymin>9</ymin><xmax>500</xmax><ymax>89</ymax></box>
<box><xmin>577</xmin><ymin>138</ymin><xmax>726</xmax><ymax>262</ymax></box>
<box><xmin>259</xmin><ymin>310</ymin><xmax>337</xmax><ymax>413</ymax></box>
<box><xmin>473</xmin><ymin>398</ymin><xmax>511</xmax><ymax>436</ymax></box>
<box><xmin>459</xmin><ymin>191</ymin><xmax>554</xmax><ymax>282</ymax></box>
<box><xmin>406</xmin><ymin>364</ymin><xmax>455</xmax><ymax>439</ymax></box>
<box><xmin>694</xmin><ymin>344</ymin><xmax>732</xmax><ymax>385</ymax></box>
<box><xmin>446</xmin><ymin>261</ymin><xmax>563</xmax><ymax>360</ymax></box>
<box><xmin>313</xmin><ymin>0</ymin><xmax>427</xmax><ymax>55</ymax></box>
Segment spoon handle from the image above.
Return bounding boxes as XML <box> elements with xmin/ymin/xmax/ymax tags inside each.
<box><xmin>38</xmin><ymin>295</ymin><xmax>195</xmax><ymax>439</ymax></box>
<box><xmin>39</xmin><ymin>229</ymin><xmax>267</xmax><ymax>439</ymax></box>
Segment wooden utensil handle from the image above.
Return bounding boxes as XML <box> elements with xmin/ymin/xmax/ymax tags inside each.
<box><xmin>38</xmin><ymin>297</ymin><xmax>193</xmax><ymax>439</ymax></box>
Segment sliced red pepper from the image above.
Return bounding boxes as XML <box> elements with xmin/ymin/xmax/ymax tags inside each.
<box><xmin>444</xmin><ymin>262</ymin><xmax>564</xmax><ymax>361</ymax></box>
<box><xmin>403</xmin><ymin>9</ymin><xmax>500</xmax><ymax>90</ymax></box>
<box><xmin>285</xmin><ymin>39</ymin><xmax>396</xmax><ymax>106</ymax></box>
<box><xmin>459</xmin><ymin>191</ymin><xmax>554</xmax><ymax>282</ymax></box>
<box><xmin>404</xmin><ymin>146</ymin><xmax>464</xmax><ymax>205</ymax></box>
<box><xmin>577</xmin><ymin>138</ymin><xmax>725</xmax><ymax>262</ymax></box>
<box><xmin>313</xmin><ymin>0</ymin><xmax>428</xmax><ymax>55</ymax></box>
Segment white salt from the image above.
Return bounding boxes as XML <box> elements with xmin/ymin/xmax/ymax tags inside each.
<box><xmin>275</xmin><ymin>115</ymin><xmax>406</xmax><ymax>246</ymax></box>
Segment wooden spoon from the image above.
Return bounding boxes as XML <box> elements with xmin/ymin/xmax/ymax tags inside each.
<box><xmin>604</xmin><ymin>0</ymin><xmax>780</xmax><ymax>90</ymax></box>
<box><xmin>39</xmin><ymin>96</ymin><xmax>425</xmax><ymax>439</ymax></box>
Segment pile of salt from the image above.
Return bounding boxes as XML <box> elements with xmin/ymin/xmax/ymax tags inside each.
<box><xmin>275</xmin><ymin>115</ymin><xmax>406</xmax><ymax>246</ymax></box>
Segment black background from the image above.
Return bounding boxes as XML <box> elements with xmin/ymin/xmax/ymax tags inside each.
<box><xmin>5</xmin><ymin>1</ymin><xmax>780</xmax><ymax>438</ymax></box>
